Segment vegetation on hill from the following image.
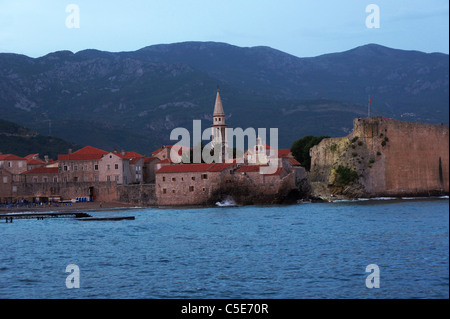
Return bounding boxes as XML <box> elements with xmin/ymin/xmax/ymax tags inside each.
<box><xmin>0</xmin><ymin>118</ymin><xmax>80</xmax><ymax>159</ymax></box>
<box><xmin>291</xmin><ymin>135</ymin><xmax>329</xmax><ymax>171</ymax></box>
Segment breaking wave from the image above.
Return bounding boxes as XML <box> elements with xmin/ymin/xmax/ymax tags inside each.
<box><xmin>215</xmin><ymin>197</ymin><xmax>238</xmax><ymax>207</ymax></box>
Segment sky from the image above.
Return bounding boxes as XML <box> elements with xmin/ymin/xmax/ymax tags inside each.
<box><xmin>0</xmin><ymin>0</ymin><xmax>448</xmax><ymax>58</ymax></box>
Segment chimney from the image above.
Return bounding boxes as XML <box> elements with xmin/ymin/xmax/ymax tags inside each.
<box><xmin>44</xmin><ymin>155</ymin><xmax>49</xmax><ymax>163</ymax></box>
<box><xmin>113</xmin><ymin>148</ymin><xmax>118</xmax><ymax>153</ymax></box>
<box><xmin>68</xmin><ymin>149</ymin><xmax>72</xmax><ymax>154</ymax></box>
<box><xmin>121</xmin><ymin>150</ymin><xmax>126</xmax><ymax>156</ymax></box>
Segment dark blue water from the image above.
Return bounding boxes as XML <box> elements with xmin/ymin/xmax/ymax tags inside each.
<box><xmin>0</xmin><ymin>198</ymin><xmax>448</xmax><ymax>299</ymax></box>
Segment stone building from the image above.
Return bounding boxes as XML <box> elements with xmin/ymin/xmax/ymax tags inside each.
<box><xmin>152</xmin><ymin>89</ymin><xmax>304</xmax><ymax>206</ymax></box>
<box><xmin>155</xmin><ymin>163</ymin><xmax>236</xmax><ymax>206</ymax></box>
<box><xmin>0</xmin><ymin>168</ymin><xmax>14</xmax><ymax>202</ymax></box>
<box><xmin>0</xmin><ymin>154</ymin><xmax>27</xmax><ymax>176</ymax></box>
<box><xmin>21</xmin><ymin>167</ymin><xmax>59</xmax><ymax>183</ymax></box>
<box><xmin>143</xmin><ymin>156</ymin><xmax>159</xmax><ymax>183</ymax></box>
<box><xmin>151</xmin><ymin>145</ymin><xmax>188</xmax><ymax>162</ymax></box>
<box><xmin>245</xmin><ymin>137</ymin><xmax>295</xmax><ymax>167</ymax></box>
<box><xmin>99</xmin><ymin>151</ymin><xmax>134</xmax><ymax>184</ymax></box>
<box><xmin>58</xmin><ymin>146</ymin><xmax>108</xmax><ymax>182</ymax></box>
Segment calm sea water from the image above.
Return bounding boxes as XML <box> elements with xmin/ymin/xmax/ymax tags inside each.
<box><xmin>0</xmin><ymin>198</ymin><xmax>448</xmax><ymax>299</ymax></box>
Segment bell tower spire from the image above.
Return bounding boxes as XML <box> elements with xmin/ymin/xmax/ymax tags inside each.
<box><xmin>211</xmin><ymin>88</ymin><xmax>227</xmax><ymax>162</ymax></box>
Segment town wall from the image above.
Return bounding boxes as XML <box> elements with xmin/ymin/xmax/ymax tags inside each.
<box><xmin>9</xmin><ymin>181</ymin><xmax>118</xmax><ymax>202</ymax></box>
<box><xmin>116</xmin><ymin>184</ymin><xmax>157</xmax><ymax>206</ymax></box>
<box><xmin>310</xmin><ymin>117</ymin><xmax>449</xmax><ymax>198</ymax></box>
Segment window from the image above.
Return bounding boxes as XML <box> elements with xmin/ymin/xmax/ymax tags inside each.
<box><xmin>73</xmin><ymin>177</ymin><xmax>78</xmax><ymax>182</ymax></box>
<box><xmin>94</xmin><ymin>164</ymin><xmax>99</xmax><ymax>170</ymax></box>
<box><xmin>8</xmin><ymin>162</ymin><xmax>12</xmax><ymax>168</ymax></box>
<box><xmin>202</xmin><ymin>174</ymin><xmax>208</xmax><ymax>180</ymax></box>
<box><xmin>64</xmin><ymin>166</ymin><xmax>68</xmax><ymax>171</ymax></box>
<box><xmin>18</xmin><ymin>161</ymin><xmax>23</xmax><ymax>168</ymax></box>
<box><xmin>189</xmin><ymin>186</ymin><xmax>194</xmax><ymax>192</ymax></box>
<box><xmin>74</xmin><ymin>165</ymin><xmax>78</xmax><ymax>171</ymax></box>
<box><xmin>43</xmin><ymin>177</ymin><xmax>48</xmax><ymax>183</ymax></box>
<box><xmin>162</xmin><ymin>176</ymin><xmax>166</xmax><ymax>182</ymax></box>
<box><xmin>202</xmin><ymin>187</ymin><xmax>206</xmax><ymax>192</ymax></box>
<box><xmin>107</xmin><ymin>164</ymin><xmax>110</xmax><ymax>170</ymax></box>
<box><xmin>172</xmin><ymin>177</ymin><xmax>176</xmax><ymax>182</ymax></box>
<box><xmin>33</xmin><ymin>177</ymin><xmax>38</xmax><ymax>182</ymax></box>
<box><xmin>163</xmin><ymin>188</ymin><xmax>167</xmax><ymax>194</ymax></box>
<box><xmin>115</xmin><ymin>175</ymin><xmax>119</xmax><ymax>181</ymax></box>
<box><xmin>3</xmin><ymin>176</ymin><xmax>8</xmax><ymax>183</ymax></box>
<box><xmin>53</xmin><ymin>177</ymin><xmax>58</xmax><ymax>182</ymax></box>
<box><xmin>107</xmin><ymin>176</ymin><xmax>110</xmax><ymax>182</ymax></box>
<box><xmin>12</xmin><ymin>186</ymin><xmax>17</xmax><ymax>193</ymax></box>
<box><xmin>191</xmin><ymin>176</ymin><xmax>195</xmax><ymax>181</ymax></box>
<box><xmin>115</xmin><ymin>164</ymin><xmax>119</xmax><ymax>170</ymax></box>
<box><xmin>172</xmin><ymin>190</ymin><xmax>175</xmax><ymax>193</ymax></box>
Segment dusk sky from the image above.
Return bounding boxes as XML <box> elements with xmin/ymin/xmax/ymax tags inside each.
<box><xmin>0</xmin><ymin>0</ymin><xmax>448</xmax><ymax>58</ymax></box>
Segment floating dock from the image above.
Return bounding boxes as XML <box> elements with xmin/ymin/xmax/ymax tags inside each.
<box><xmin>75</xmin><ymin>216</ymin><xmax>135</xmax><ymax>221</ymax></box>
<box><xmin>0</xmin><ymin>212</ymin><xmax>134</xmax><ymax>222</ymax></box>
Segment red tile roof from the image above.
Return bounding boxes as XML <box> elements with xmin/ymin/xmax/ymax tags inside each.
<box><xmin>156</xmin><ymin>162</ymin><xmax>237</xmax><ymax>174</ymax></box>
<box><xmin>0</xmin><ymin>154</ymin><xmax>25</xmax><ymax>161</ymax></box>
<box><xmin>207</xmin><ymin>163</ymin><xmax>236</xmax><ymax>172</ymax></box>
<box><xmin>235</xmin><ymin>165</ymin><xmax>261</xmax><ymax>173</ymax></box>
<box><xmin>27</xmin><ymin>158</ymin><xmax>45</xmax><ymax>165</ymax></box>
<box><xmin>24</xmin><ymin>153</ymin><xmax>39</xmax><ymax>159</ymax></box>
<box><xmin>22</xmin><ymin>167</ymin><xmax>59</xmax><ymax>175</ymax></box>
<box><xmin>156</xmin><ymin>163</ymin><xmax>215</xmax><ymax>173</ymax></box>
<box><xmin>58</xmin><ymin>146</ymin><xmax>108</xmax><ymax>161</ymax></box>
<box><xmin>278</xmin><ymin>149</ymin><xmax>292</xmax><ymax>158</ymax></box>
<box><xmin>113</xmin><ymin>151</ymin><xmax>144</xmax><ymax>159</ymax></box>
<box><xmin>155</xmin><ymin>158</ymin><xmax>173</xmax><ymax>165</ymax></box>
<box><xmin>288</xmin><ymin>158</ymin><xmax>301</xmax><ymax>166</ymax></box>
<box><xmin>129</xmin><ymin>157</ymin><xmax>143</xmax><ymax>164</ymax></box>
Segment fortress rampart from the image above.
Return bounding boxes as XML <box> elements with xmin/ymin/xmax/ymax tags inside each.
<box><xmin>310</xmin><ymin>117</ymin><xmax>449</xmax><ymax>198</ymax></box>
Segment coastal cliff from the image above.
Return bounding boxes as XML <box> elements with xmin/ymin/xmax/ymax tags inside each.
<box><xmin>309</xmin><ymin>117</ymin><xmax>449</xmax><ymax>200</ymax></box>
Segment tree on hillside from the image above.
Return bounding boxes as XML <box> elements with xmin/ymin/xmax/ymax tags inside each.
<box><xmin>291</xmin><ymin>135</ymin><xmax>329</xmax><ymax>171</ymax></box>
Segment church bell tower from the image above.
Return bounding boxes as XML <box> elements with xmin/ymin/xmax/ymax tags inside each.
<box><xmin>211</xmin><ymin>88</ymin><xmax>227</xmax><ymax>162</ymax></box>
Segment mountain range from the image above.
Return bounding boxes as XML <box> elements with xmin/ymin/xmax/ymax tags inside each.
<box><xmin>0</xmin><ymin>42</ymin><xmax>448</xmax><ymax>154</ymax></box>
